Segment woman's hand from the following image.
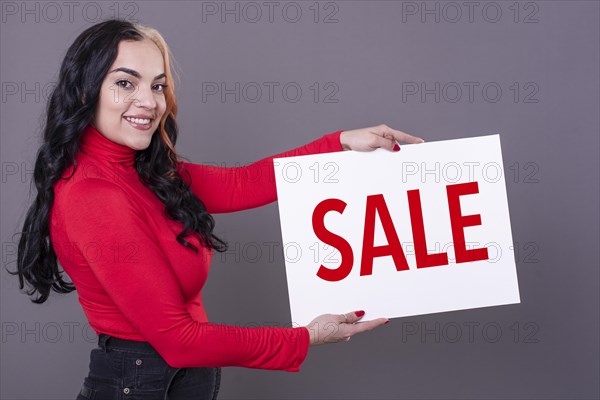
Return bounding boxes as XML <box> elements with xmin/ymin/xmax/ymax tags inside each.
<box><xmin>339</xmin><ymin>124</ymin><xmax>425</xmax><ymax>152</ymax></box>
<box><xmin>305</xmin><ymin>310</ymin><xmax>389</xmax><ymax>345</ymax></box>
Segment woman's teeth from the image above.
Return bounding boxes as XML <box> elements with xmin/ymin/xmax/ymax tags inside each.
<box><xmin>125</xmin><ymin>117</ymin><xmax>151</xmax><ymax>124</ymax></box>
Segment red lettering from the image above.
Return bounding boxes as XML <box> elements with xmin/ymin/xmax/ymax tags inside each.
<box><xmin>312</xmin><ymin>198</ymin><xmax>354</xmax><ymax>282</ymax></box>
<box><xmin>447</xmin><ymin>182</ymin><xmax>489</xmax><ymax>263</ymax></box>
<box><xmin>360</xmin><ymin>194</ymin><xmax>409</xmax><ymax>276</ymax></box>
<box><xmin>310</xmin><ymin>181</ymin><xmax>487</xmax><ymax>281</ymax></box>
<box><xmin>407</xmin><ymin>189</ymin><xmax>449</xmax><ymax>268</ymax></box>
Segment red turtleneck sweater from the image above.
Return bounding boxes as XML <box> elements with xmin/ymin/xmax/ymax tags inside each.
<box><xmin>49</xmin><ymin>124</ymin><xmax>343</xmax><ymax>371</ymax></box>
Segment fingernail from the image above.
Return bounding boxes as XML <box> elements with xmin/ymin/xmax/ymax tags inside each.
<box><xmin>393</xmin><ymin>144</ymin><xmax>400</xmax><ymax>152</ymax></box>
<box><xmin>419</xmin><ymin>139</ymin><xmax>425</xmax><ymax>143</ymax></box>
<box><xmin>355</xmin><ymin>310</ymin><xmax>365</xmax><ymax>317</ymax></box>
<box><xmin>384</xmin><ymin>320</ymin><xmax>390</xmax><ymax>325</ymax></box>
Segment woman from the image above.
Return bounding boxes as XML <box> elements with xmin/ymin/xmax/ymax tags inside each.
<box><xmin>11</xmin><ymin>19</ymin><xmax>424</xmax><ymax>399</ymax></box>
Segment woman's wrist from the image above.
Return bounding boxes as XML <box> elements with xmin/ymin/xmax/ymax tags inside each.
<box><xmin>339</xmin><ymin>130</ymin><xmax>351</xmax><ymax>151</ymax></box>
<box><xmin>306</xmin><ymin>325</ymin><xmax>316</xmax><ymax>346</ymax></box>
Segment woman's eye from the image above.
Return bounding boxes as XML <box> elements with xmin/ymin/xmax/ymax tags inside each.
<box><xmin>115</xmin><ymin>80</ymin><xmax>133</xmax><ymax>89</ymax></box>
<box><xmin>153</xmin><ymin>83</ymin><xmax>168</xmax><ymax>93</ymax></box>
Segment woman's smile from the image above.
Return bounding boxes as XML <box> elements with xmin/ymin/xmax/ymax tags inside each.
<box><xmin>123</xmin><ymin>115</ymin><xmax>155</xmax><ymax>131</ymax></box>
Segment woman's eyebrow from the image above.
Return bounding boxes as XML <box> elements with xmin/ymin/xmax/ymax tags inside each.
<box><xmin>109</xmin><ymin>67</ymin><xmax>165</xmax><ymax>80</ymax></box>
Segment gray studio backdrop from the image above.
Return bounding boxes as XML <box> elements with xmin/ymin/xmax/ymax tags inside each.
<box><xmin>1</xmin><ymin>1</ymin><xmax>598</xmax><ymax>399</ymax></box>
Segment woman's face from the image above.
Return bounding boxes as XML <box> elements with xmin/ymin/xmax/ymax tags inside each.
<box><xmin>92</xmin><ymin>39</ymin><xmax>167</xmax><ymax>150</ymax></box>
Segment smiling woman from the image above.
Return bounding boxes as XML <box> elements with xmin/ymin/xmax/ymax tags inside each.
<box><xmin>10</xmin><ymin>18</ymin><xmax>420</xmax><ymax>400</ymax></box>
<box><xmin>93</xmin><ymin>39</ymin><xmax>168</xmax><ymax>150</ymax></box>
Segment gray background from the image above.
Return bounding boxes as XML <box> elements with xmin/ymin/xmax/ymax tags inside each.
<box><xmin>1</xmin><ymin>1</ymin><xmax>598</xmax><ymax>399</ymax></box>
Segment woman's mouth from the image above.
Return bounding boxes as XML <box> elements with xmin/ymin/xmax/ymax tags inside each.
<box><xmin>124</xmin><ymin>116</ymin><xmax>153</xmax><ymax>130</ymax></box>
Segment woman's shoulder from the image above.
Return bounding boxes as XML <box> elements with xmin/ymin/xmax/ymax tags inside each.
<box><xmin>50</xmin><ymin>170</ymin><xmax>135</xmax><ymax>239</ymax></box>
<box><xmin>53</xmin><ymin>166</ymin><xmax>133</xmax><ymax>215</ymax></box>
<box><xmin>55</xmin><ymin>150</ymin><xmax>135</xmax><ymax>195</ymax></box>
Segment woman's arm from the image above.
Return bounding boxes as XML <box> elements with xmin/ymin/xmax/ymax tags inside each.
<box><xmin>177</xmin><ymin>124</ymin><xmax>424</xmax><ymax>214</ymax></box>
<box><xmin>177</xmin><ymin>130</ymin><xmax>344</xmax><ymax>214</ymax></box>
<box><xmin>61</xmin><ymin>179</ymin><xmax>309</xmax><ymax>371</ymax></box>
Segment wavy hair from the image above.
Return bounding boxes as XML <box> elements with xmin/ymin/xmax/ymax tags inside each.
<box><xmin>9</xmin><ymin>19</ymin><xmax>227</xmax><ymax>304</ymax></box>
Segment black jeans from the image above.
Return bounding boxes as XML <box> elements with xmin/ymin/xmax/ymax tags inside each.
<box><xmin>76</xmin><ymin>334</ymin><xmax>221</xmax><ymax>400</ymax></box>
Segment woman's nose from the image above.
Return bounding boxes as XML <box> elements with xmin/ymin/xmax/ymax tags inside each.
<box><xmin>133</xmin><ymin>86</ymin><xmax>157</xmax><ymax>110</ymax></box>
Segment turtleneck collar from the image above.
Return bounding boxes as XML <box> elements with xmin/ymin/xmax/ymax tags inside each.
<box><xmin>79</xmin><ymin>124</ymin><xmax>137</xmax><ymax>167</ymax></box>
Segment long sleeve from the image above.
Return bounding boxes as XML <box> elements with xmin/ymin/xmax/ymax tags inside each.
<box><xmin>61</xmin><ymin>178</ymin><xmax>309</xmax><ymax>371</ymax></box>
<box><xmin>177</xmin><ymin>130</ymin><xmax>344</xmax><ymax>213</ymax></box>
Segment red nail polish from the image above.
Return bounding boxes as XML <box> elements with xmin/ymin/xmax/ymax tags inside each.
<box><xmin>384</xmin><ymin>320</ymin><xmax>390</xmax><ymax>325</ymax></box>
<box><xmin>393</xmin><ymin>144</ymin><xmax>400</xmax><ymax>152</ymax></box>
<box><xmin>355</xmin><ymin>310</ymin><xmax>365</xmax><ymax>317</ymax></box>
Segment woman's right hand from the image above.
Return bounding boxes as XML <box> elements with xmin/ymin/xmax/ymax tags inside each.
<box><xmin>305</xmin><ymin>311</ymin><xmax>389</xmax><ymax>345</ymax></box>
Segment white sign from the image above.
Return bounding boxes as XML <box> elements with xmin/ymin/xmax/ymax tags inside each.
<box><xmin>274</xmin><ymin>135</ymin><xmax>520</xmax><ymax>326</ymax></box>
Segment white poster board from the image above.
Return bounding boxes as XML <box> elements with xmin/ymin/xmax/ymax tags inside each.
<box><xmin>274</xmin><ymin>135</ymin><xmax>520</xmax><ymax>326</ymax></box>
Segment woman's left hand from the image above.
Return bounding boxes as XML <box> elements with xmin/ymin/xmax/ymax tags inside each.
<box><xmin>339</xmin><ymin>124</ymin><xmax>425</xmax><ymax>152</ymax></box>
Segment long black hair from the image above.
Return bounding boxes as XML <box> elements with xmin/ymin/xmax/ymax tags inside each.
<box><xmin>8</xmin><ymin>19</ymin><xmax>227</xmax><ymax>304</ymax></box>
